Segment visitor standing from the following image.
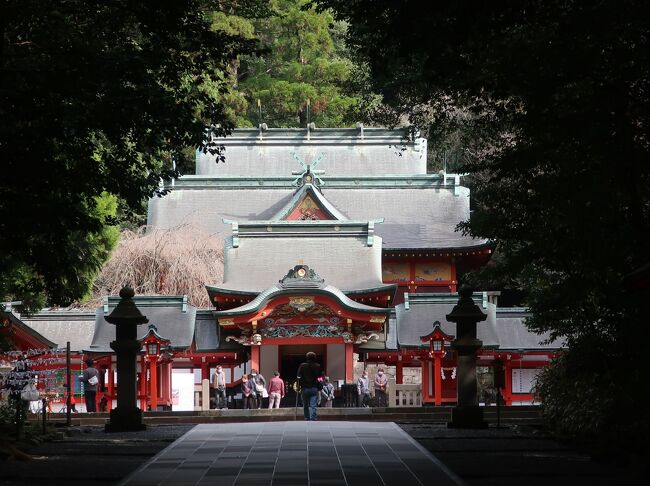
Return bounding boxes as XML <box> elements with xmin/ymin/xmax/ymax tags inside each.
<box><xmin>241</xmin><ymin>375</ymin><xmax>255</xmax><ymax>409</ymax></box>
<box><xmin>249</xmin><ymin>369</ymin><xmax>266</xmax><ymax>409</ymax></box>
<box><xmin>374</xmin><ymin>368</ymin><xmax>388</xmax><ymax>407</ymax></box>
<box><xmin>267</xmin><ymin>371</ymin><xmax>285</xmax><ymax>409</ymax></box>
<box><xmin>357</xmin><ymin>370</ymin><xmax>370</xmax><ymax>407</ymax></box>
<box><xmin>320</xmin><ymin>376</ymin><xmax>335</xmax><ymax>408</ymax></box>
<box><xmin>297</xmin><ymin>351</ymin><xmax>322</xmax><ymax>421</ymax></box>
<box><xmin>212</xmin><ymin>365</ymin><xmax>227</xmax><ymax>409</ymax></box>
<box><xmin>81</xmin><ymin>359</ymin><xmax>99</xmax><ymax>413</ymax></box>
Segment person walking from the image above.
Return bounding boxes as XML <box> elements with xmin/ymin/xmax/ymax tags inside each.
<box><xmin>357</xmin><ymin>370</ymin><xmax>370</xmax><ymax>407</ymax></box>
<box><xmin>374</xmin><ymin>367</ymin><xmax>389</xmax><ymax>407</ymax></box>
<box><xmin>212</xmin><ymin>365</ymin><xmax>227</xmax><ymax>409</ymax></box>
<box><xmin>267</xmin><ymin>371</ymin><xmax>285</xmax><ymax>409</ymax></box>
<box><xmin>297</xmin><ymin>351</ymin><xmax>322</xmax><ymax>421</ymax></box>
<box><xmin>249</xmin><ymin>369</ymin><xmax>266</xmax><ymax>409</ymax></box>
<box><xmin>320</xmin><ymin>376</ymin><xmax>335</xmax><ymax>408</ymax></box>
<box><xmin>241</xmin><ymin>375</ymin><xmax>255</xmax><ymax>409</ymax></box>
<box><xmin>81</xmin><ymin>359</ymin><xmax>99</xmax><ymax>413</ymax></box>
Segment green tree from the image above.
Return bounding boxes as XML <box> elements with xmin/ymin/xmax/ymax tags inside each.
<box><xmin>0</xmin><ymin>1</ymin><xmax>258</xmax><ymax>309</ymax></box>
<box><xmin>316</xmin><ymin>0</ymin><xmax>650</xmax><ymax>454</ymax></box>
<box><xmin>237</xmin><ymin>0</ymin><xmax>361</xmax><ymax>127</ymax></box>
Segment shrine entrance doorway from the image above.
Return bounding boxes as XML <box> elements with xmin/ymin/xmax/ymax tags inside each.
<box><xmin>280</xmin><ymin>344</ymin><xmax>325</xmax><ymax>407</ymax></box>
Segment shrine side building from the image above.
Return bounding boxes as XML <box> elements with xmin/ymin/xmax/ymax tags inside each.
<box><xmin>8</xmin><ymin>127</ymin><xmax>560</xmax><ymax>411</ymax></box>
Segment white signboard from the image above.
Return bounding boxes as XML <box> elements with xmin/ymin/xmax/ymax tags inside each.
<box><xmin>171</xmin><ymin>369</ymin><xmax>195</xmax><ymax>411</ymax></box>
<box><xmin>511</xmin><ymin>368</ymin><xmax>537</xmax><ymax>393</ymax></box>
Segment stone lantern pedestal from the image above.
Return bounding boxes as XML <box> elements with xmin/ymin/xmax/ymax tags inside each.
<box><xmin>446</xmin><ymin>286</ymin><xmax>488</xmax><ymax>429</ymax></box>
<box><xmin>104</xmin><ymin>287</ymin><xmax>148</xmax><ymax>432</ymax></box>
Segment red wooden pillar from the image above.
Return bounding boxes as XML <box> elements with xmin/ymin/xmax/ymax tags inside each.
<box><xmin>149</xmin><ymin>358</ymin><xmax>158</xmax><ymax>411</ymax></box>
<box><xmin>396</xmin><ymin>359</ymin><xmax>404</xmax><ymax>384</ymax></box>
<box><xmin>251</xmin><ymin>346</ymin><xmax>260</xmax><ymax>373</ymax></box>
<box><xmin>434</xmin><ymin>355</ymin><xmax>442</xmax><ymax>406</ymax></box>
<box><xmin>162</xmin><ymin>362</ymin><xmax>172</xmax><ymax>407</ymax></box>
<box><xmin>504</xmin><ymin>359</ymin><xmax>513</xmax><ymax>406</ymax></box>
<box><xmin>199</xmin><ymin>359</ymin><xmax>208</xmax><ymax>381</ymax></box>
<box><xmin>107</xmin><ymin>362</ymin><xmax>115</xmax><ymax>410</ymax></box>
<box><xmin>158</xmin><ymin>362</ymin><xmax>168</xmax><ymax>408</ymax></box>
<box><xmin>345</xmin><ymin>343</ymin><xmax>354</xmax><ymax>382</ymax></box>
<box><xmin>139</xmin><ymin>355</ymin><xmax>147</xmax><ymax>410</ymax></box>
<box><xmin>450</xmin><ymin>259</ymin><xmax>458</xmax><ymax>293</ymax></box>
<box><xmin>421</xmin><ymin>359</ymin><xmax>431</xmax><ymax>402</ymax></box>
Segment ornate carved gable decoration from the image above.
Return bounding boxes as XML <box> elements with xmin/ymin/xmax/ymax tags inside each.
<box><xmin>279</xmin><ymin>265</ymin><xmax>325</xmax><ymax>289</ymax></box>
<box><xmin>268</xmin><ymin>302</ymin><xmax>337</xmax><ymax>320</ymax></box>
<box><xmin>287</xmin><ymin>194</ymin><xmax>334</xmax><ymax>221</ymax></box>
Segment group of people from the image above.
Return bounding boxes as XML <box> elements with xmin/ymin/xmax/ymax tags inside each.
<box><xmin>210</xmin><ymin>353</ymin><xmax>389</xmax><ymax>420</ymax></box>
<box><xmin>356</xmin><ymin>367</ymin><xmax>389</xmax><ymax>407</ymax></box>
<box><xmin>241</xmin><ymin>369</ymin><xmax>287</xmax><ymax>409</ymax></box>
<box><xmin>212</xmin><ymin>365</ymin><xmax>287</xmax><ymax>410</ymax></box>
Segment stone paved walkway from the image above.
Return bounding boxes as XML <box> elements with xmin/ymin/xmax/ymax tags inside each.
<box><xmin>119</xmin><ymin>421</ymin><xmax>464</xmax><ymax>486</ymax></box>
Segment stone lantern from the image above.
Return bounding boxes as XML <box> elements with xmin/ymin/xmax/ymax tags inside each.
<box><xmin>104</xmin><ymin>287</ymin><xmax>148</xmax><ymax>432</ymax></box>
<box><xmin>446</xmin><ymin>286</ymin><xmax>488</xmax><ymax>428</ymax></box>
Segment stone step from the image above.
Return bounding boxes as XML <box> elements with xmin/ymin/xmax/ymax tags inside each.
<box><xmin>34</xmin><ymin>405</ymin><xmax>543</xmax><ymax>426</ymax></box>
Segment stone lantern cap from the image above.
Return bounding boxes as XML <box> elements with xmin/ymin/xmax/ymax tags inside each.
<box><xmin>445</xmin><ymin>286</ymin><xmax>487</xmax><ymax>323</ymax></box>
<box><xmin>105</xmin><ymin>287</ymin><xmax>149</xmax><ymax>326</ymax></box>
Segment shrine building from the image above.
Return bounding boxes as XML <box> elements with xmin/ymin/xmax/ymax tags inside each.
<box><xmin>5</xmin><ymin>127</ymin><xmax>561</xmax><ymax>411</ymax></box>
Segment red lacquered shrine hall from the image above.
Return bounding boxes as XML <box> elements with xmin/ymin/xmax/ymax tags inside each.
<box><xmin>11</xmin><ymin>127</ymin><xmax>560</xmax><ymax>411</ymax></box>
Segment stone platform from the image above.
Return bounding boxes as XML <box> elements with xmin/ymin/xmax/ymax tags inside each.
<box><xmin>119</xmin><ymin>421</ymin><xmax>463</xmax><ymax>486</ymax></box>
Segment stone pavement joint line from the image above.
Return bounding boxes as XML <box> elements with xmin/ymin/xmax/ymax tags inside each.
<box><xmin>118</xmin><ymin>421</ymin><xmax>465</xmax><ymax>486</ymax></box>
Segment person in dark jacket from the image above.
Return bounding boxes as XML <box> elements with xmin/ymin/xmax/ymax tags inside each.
<box><xmin>297</xmin><ymin>352</ymin><xmax>322</xmax><ymax>421</ymax></box>
<box><xmin>241</xmin><ymin>375</ymin><xmax>255</xmax><ymax>409</ymax></box>
<box><xmin>81</xmin><ymin>359</ymin><xmax>99</xmax><ymax>413</ymax></box>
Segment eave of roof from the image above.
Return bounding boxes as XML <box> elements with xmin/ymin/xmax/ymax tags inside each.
<box><xmin>210</xmin><ymin>127</ymin><xmax>416</xmax><ymax>146</ymax></box>
<box><xmin>213</xmin><ymin>285</ymin><xmax>391</xmax><ymax>318</ymax></box>
<box><xmin>163</xmin><ymin>174</ymin><xmax>461</xmax><ymax>190</ymax></box>
<box><xmin>383</xmin><ymin>241</ymin><xmax>494</xmax><ymax>253</ymax></box>
<box><xmin>1</xmin><ymin>311</ymin><xmax>57</xmax><ymax>349</ymax></box>
<box><xmin>207</xmin><ymin>283</ymin><xmax>397</xmax><ymax>301</ymax></box>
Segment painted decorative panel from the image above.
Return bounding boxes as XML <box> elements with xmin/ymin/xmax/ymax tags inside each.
<box><xmin>414</xmin><ymin>261</ymin><xmax>451</xmax><ymax>282</ymax></box>
<box><xmin>286</xmin><ymin>195</ymin><xmax>333</xmax><ymax>220</ymax></box>
<box><xmin>382</xmin><ymin>262</ymin><xmax>410</xmax><ymax>282</ymax></box>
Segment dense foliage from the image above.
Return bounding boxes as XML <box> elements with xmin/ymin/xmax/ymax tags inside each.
<box><xmin>233</xmin><ymin>0</ymin><xmax>364</xmax><ymax>127</ymax></box>
<box><xmin>0</xmin><ymin>1</ymin><xmax>258</xmax><ymax>308</ymax></box>
<box><xmin>316</xmin><ymin>0</ymin><xmax>650</xmax><ymax>454</ymax></box>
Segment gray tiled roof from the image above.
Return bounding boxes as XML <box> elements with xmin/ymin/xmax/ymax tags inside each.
<box><xmin>493</xmin><ymin>309</ymin><xmax>564</xmax><ymax>350</ymax></box>
<box><xmin>395</xmin><ymin>294</ymin><xmax>499</xmax><ymax>348</ymax></box>
<box><xmin>148</xmin><ymin>182</ymin><xmax>486</xmax><ymax>251</ymax></box>
<box><xmin>395</xmin><ymin>294</ymin><xmax>562</xmax><ymax>350</ymax></box>
<box><xmin>218</xmin><ymin>234</ymin><xmax>384</xmax><ymax>292</ymax></box>
<box><xmin>21</xmin><ymin>310</ymin><xmax>96</xmax><ymax>352</ymax></box>
<box><xmin>197</xmin><ymin>128</ymin><xmax>427</xmax><ymax>177</ymax></box>
<box><xmin>86</xmin><ymin>298</ymin><xmax>197</xmax><ymax>353</ymax></box>
<box><xmin>326</xmin><ymin>187</ymin><xmax>476</xmax><ymax>249</ymax></box>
